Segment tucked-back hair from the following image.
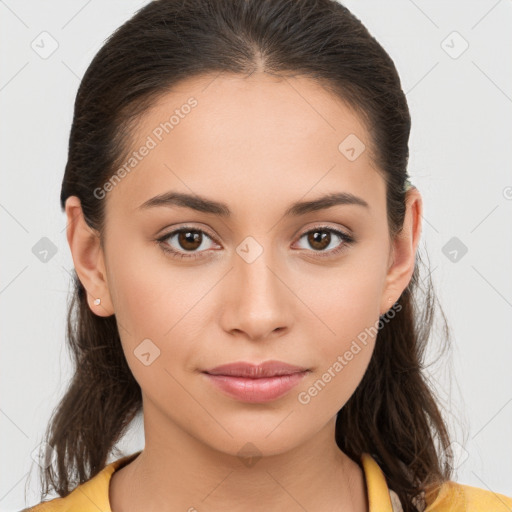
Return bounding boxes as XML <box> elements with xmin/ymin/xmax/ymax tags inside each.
<box><xmin>32</xmin><ymin>1</ymin><xmax>454</xmax><ymax>510</ymax></box>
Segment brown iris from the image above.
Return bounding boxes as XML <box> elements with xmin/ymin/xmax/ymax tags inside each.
<box><xmin>178</xmin><ymin>230</ymin><xmax>202</xmax><ymax>251</ymax></box>
<box><xmin>307</xmin><ymin>230</ymin><xmax>331</xmax><ymax>251</ymax></box>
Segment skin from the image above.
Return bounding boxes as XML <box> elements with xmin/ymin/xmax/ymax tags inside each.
<box><xmin>65</xmin><ymin>71</ymin><xmax>422</xmax><ymax>512</ymax></box>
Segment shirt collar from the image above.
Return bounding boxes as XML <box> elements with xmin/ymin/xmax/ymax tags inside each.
<box><xmin>360</xmin><ymin>452</ymin><xmax>396</xmax><ymax>512</ymax></box>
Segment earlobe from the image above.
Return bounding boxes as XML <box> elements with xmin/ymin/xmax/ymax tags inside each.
<box><xmin>64</xmin><ymin>196</ymin><xmax>114</xmax><ymax>317</ymax></box>
<box><xmin>379</xmin><ymin>187</ymin><xmax>423</xmax><ymax>316</ymax></box>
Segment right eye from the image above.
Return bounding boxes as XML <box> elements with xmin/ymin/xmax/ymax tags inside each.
<box><xmin>156</xmin><ymin>226</ymin><xmax>220</xmax><ymax>260</ymax></box>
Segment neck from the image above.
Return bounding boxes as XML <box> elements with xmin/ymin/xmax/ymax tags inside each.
<box><xmin>110</xmin><ymin>413</ymin><xmax>368</xmax><ymax>512</ymax></box>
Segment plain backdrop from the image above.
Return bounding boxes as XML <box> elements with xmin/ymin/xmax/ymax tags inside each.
<box><xmin>1</xmin><ymin>1</ymin><xmax>511</xmax><ymax>510</ymax></box>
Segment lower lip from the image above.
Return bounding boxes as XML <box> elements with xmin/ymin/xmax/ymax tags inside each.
<box><xmin>202</xmin><ymin>371</ymin><xmax>309</xmax><ymax>403</ymax></box>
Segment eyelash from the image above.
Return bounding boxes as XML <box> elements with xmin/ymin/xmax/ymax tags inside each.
<box><xmin>155</xmin><ymin>225</ymin><xmax>355</xmax><ymax>261</ymax></box>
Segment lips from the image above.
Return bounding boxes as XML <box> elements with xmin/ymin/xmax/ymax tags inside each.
<box><xmin>202</xmin><ymin>360</ymin><xmax>311</xmax><ymax>402</ymax></box>
<box><xmin>203</xmin><ymin>360</ymin><xmax>309</xmax><ymax>378</ymax></box>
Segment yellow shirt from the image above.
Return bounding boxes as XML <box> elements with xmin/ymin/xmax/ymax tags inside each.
<box><xmin>23</xmin><ymin>451</ymin><xmax>512</xmax><ymax>512</ymax></box>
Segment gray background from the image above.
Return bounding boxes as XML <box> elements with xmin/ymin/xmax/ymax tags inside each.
<box><xmin>1</xmin><ymin>0</ymin><xmax>511</xmax><ymax>510</ymax></box>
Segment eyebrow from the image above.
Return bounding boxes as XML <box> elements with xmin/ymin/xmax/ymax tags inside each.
<box><xmin>137</xmin><ymin>191</ymin><xmax>369</xmax><ymax>216</ymax></box>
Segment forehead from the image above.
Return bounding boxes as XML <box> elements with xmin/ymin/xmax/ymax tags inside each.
<box><xmin>104</xmin><ymin>72</ymin><xmax>384</xmax><ymax>220</ymax></box>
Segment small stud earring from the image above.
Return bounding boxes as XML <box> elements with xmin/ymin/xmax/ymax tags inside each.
<box><xmin>94</xmin><ymin>298</ymin><xmax>101</xmax><ymax>306</ymax></box>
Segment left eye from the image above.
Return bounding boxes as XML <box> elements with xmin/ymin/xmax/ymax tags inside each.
<box><xmin>294</xmin><ymin>226</ymin><xmax>354</xmax><ymax>256</ymax></box>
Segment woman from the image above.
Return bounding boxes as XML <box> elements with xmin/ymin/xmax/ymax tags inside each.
<box><xmin>23</xmin><ymin>0</ymin><xmax>511</xmax><ymax>511</ymax></box>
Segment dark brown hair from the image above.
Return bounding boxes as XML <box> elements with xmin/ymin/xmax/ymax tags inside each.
<box><xmin>30</xmin><ymin>1</ymin><xmax>455</xmax><ymax>510</ymax></box>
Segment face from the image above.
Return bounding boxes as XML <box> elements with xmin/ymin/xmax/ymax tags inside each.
<box><xmin>67</xmin><ymin>72</ymin><xmax>421</xmax><ymax>459</ymax></box>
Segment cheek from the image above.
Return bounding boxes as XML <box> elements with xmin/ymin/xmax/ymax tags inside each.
<box><xmin>105</xmin><ymin>245</ymin><xmax>214</xmax><ymax>384</ymax></box>
<box><xmin>293</xmin><ymin>257</ymin><xmax>384</xmax><ymax>412</ymax></box>
<box><xmin>296</xmin><ymin>299</ymin><xmax>378</xmax><ymax>420</ymax></box>
<box><xmin>299</xmin><ymin>252</ymin><xmax>384</xmax><ymax>347</ymax></box>
<box><xmin>106</xmin><ymin>234</ymin><xmax>206</xmax><ymax>336</ymax></box>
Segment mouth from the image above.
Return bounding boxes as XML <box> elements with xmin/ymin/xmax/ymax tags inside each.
<box><xmin>203</xmin><ymin>360</ymin><xmax>309</xmax><ymax>378</ymax></box>
<box><xmin>201</xmin><ymin>360</ymin><xmax>310</xmax><ymax>403</ymax></box>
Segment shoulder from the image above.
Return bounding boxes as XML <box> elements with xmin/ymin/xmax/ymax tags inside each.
<box><xmin>424</xmin><ymin>479</ymin><xmax>512</xmax><ymax>511</ymax></box>
<box><xmin>360</xmin><ymin>452</ymin><xmax>511</xmax><ymax>512</ymax></box>
<box><xmin>19</xmin><ymin>482</ymin><xmax>104</xmax><ymax>512</ymax></box>
<box><xmin>21</xmin><ymin>451</ymin><xmax>142</xmax><ymax>512</ymax></box>
<box><xmin>20</xmin><ymin>496</ymin><xmax>69</xmax><ymax>511</ymax></box>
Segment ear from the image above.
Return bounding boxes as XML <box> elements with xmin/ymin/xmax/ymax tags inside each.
<box><xmin>64</xmin><ymin>196</ymin><xmax>114</xmax><ymax>317</ymax></box>
<box><xmin>379</xmin><ymin>186</ymin><xmax>423</xmax><ymax>316</ymax></box>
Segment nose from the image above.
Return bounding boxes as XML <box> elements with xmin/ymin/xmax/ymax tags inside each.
<box><xmin>219</xmin><ymin>246</ymin><xmax>293</xmax><ymax>342</ymax></box>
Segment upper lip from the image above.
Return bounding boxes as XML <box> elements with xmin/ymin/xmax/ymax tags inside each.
<box><xmin>203</xmin><ymin>360</ymin><xmax>309</xmax><ymax>378</ymax></box>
